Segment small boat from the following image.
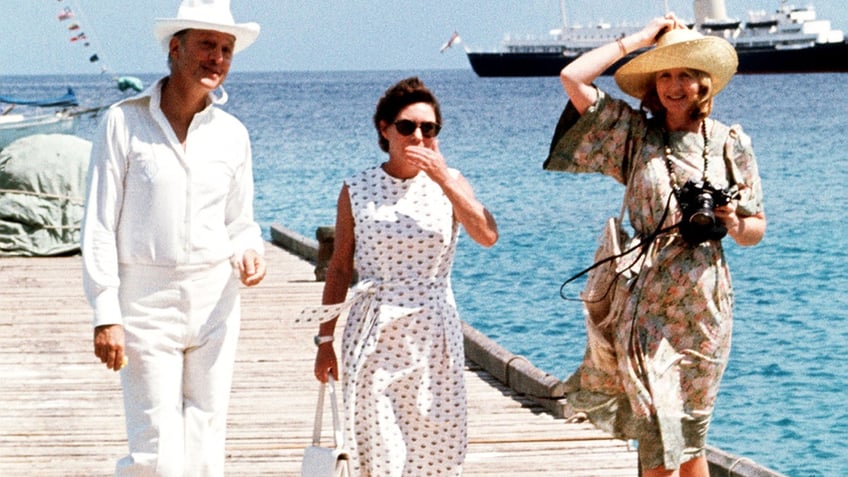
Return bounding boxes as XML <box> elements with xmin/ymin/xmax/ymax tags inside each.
<box><xmin>0</xmin><ymin>88</ymin><xmax>79</xmax><ymax>149</ymax></box>
<box><xmin>0</xmin><ymin>2</ymin><xmax>146</xmax><ymax>150</ymax></box>
<box><xmin>463</xmin><ymin>0</ymin><xmax>848</xmax><ymax>77</ymax></box>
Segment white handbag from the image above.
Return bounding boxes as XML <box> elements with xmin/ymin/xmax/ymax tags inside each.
<box><xmin>301</xmin><ymin>377</ymin><xmax>352</xmax><ymax>477</ymax></box>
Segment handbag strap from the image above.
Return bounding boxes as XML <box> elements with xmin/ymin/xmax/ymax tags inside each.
<box><xmin>618</xmin><ymin>154</ymin><xmax>637</xmax><ymax>223</ymax></box>
<box><xmin>558</xmin><ymin>155</ymin><xmax>641</xmax><ymax>298</ymax></box>
<box><xmin>311</xmin><ymin>376</ymin><xmax>344</xmax><ymax>448</ymax></box>
<box><xmin>723</xmin><ymin>125</ymin><xmax>742</xmax><ymax>189</ymax></box>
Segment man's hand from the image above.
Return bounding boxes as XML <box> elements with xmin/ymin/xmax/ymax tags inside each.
<box><xmin>93</xmin><ymin>324</ymin><xmax>126</xmax><ymax>372</ymax></box>
<box><xmin>239</xmin><ymin>249</ymin><xmax>267</xmax><ymax>286</ymax></box>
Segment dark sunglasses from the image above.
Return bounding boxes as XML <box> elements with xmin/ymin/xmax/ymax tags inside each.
<box><xmin>393</xmin><ymin>119</ymin><xmax>441</xmax><ymax>138</ymax></box>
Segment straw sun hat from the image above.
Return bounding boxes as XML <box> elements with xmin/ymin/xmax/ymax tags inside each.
<box><xmin>614</xmin><ymin>28</ymin><xmax>738</xmax><ymax>100</ymax></box>
<box><xmin>154</xmin><ymin>0</ymin><xmax>260</xmax><ymax>54</ymax></box>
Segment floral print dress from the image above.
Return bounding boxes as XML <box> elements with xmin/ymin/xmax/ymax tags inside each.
<box><xmin>544</xmin><ymin>90</ymin><xmax>764</xmax><ymax>470</ymax></box>
<box><xmin>340</xmin><ymin>165</ymin><xmax>467</xmax><ymax>476</ymax></box>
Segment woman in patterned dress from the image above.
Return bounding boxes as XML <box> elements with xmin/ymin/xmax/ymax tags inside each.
<box><xmin>312</xmin><ymin>76</ymin><xmax>498</xmax><ymax>476</ymax></box>
<box><xmin>545</xmin><ymin>16</ymin><xmax>767</xmax><ymax>477</ymax></box>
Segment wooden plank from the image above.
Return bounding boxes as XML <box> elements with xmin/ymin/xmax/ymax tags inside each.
<box><xmin>0</xmin><ymin>244</ymin><xmax>638</xmax><ymax>476</ymax></box>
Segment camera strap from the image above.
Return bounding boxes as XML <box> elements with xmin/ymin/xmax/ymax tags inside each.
<box><xmin>559</xmin><ymin>153</ymin><xmax>675</xmax><ymax>303</ymax></box>
<box><xmin>559</xmin><ymin>193</ymin><xmax>677</xmax><ymax>302</ymax></box>
<box><xmin>561</xmin><ymin>119</ymin><xmax>713</xmax><ymax>302</ymax></box>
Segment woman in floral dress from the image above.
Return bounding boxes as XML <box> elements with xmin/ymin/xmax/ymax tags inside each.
<box><xmin>545</xmin><ymin>16</ymin><xmax>767</xmax><ymax>477</ymax></box>
<box><xmin>311</xmin><ymin>77</ymin><xmax>498</xmax><ymax>476</ymax></box>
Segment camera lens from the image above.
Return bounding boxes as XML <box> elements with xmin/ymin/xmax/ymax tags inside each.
<box><xmin>688</xmin><ymin>192</ymin><xmax>715</xmax><ymax>226</ymax></box>
<box><xmin>689</xmin><ymin>211</ymin><xmax>713</xmax><ymax>226</ymax></box>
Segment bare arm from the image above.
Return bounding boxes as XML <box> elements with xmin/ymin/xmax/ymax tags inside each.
<box><xmin>404</xmin><ymin>143</ymin><xmax>498</xmax><ymax>247</ymax></box>
<box><xmin>321</xmin><ymin>185</ymin><xmax>355</xmax><ymax>309</ymax></box>
<box><xmin>314</xmin><ymin>184</ymin><xmax>355</xmax><ymax>382</ymax></box>
<box><xmin>717</xmin><ymin>206</ymin><xmax>767</xmax><ymax>246</ymax></box>
<box><xmin>560</xmin><ymin>15</ymin><xmax>680</xmax><ymax>114</ymax></box>
<box><xmin>439</xmin><ymin>172</ymin><xmax>498</xmax><ymax>247</ymax></box>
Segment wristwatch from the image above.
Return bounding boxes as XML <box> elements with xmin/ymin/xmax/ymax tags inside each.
<box><xmin>314</xmin><ymin>335</ymin><xmax>334</xmax><ymax>346</ymax></box>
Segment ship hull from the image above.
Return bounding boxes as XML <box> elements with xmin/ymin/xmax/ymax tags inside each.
<box><xmin>468</xmin><ymin>41</ymin><xmax>848</xmax><ymax>77</ymax></box>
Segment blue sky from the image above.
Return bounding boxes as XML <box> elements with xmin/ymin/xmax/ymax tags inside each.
<box><xmin>4</xmin><ymin>1</ymin><xmax>846</xmax><ymax>76</ymax></box>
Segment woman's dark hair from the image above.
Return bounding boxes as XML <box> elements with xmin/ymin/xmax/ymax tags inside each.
<box><xmin>640</xmin><ymin>68</ymin><xmax>714</xmax><ymax>122</ymax></box>
<box><xmin>373</xmin><ymin>77</ymin><xmax>442</xmax><ymax>152</ymax></box>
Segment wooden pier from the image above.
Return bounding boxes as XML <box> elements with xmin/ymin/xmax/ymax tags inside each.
<box><xmin>0</xmin><ymin>225</ymin><xmax>785</xmax><ymax>477</ymax></box>
<box><xmin>0</xmin><ymin>237</ymin><xmax>639</xmax><ymax>476</ymax></box>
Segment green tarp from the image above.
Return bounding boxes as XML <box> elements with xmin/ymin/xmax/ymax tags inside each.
<box><xmin>0</xmin><ymin>133</ymin><xmax>90</xmax><ymax>256</ymax></box>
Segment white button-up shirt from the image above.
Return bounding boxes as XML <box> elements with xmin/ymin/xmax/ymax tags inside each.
<box><xmin>82</xmin><ymin>78</ymin><xmax>264</xmax><ymax>328</ymax></box>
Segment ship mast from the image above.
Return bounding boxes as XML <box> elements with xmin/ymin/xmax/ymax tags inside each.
<box><xmin>559</xmin><ymin>0</ymin><xmax>568</xmax><ymax>30</ymax></box>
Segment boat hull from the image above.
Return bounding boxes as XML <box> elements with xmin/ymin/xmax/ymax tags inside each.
<box><xmin>468</xmin><ymin>41</ymin><xmax>848</xmax><ymax>77</ymax></box>
<box><xmin>0</xmin><ymin>113</ymin><xmax>76</xmax><ymax>149</ymax></box>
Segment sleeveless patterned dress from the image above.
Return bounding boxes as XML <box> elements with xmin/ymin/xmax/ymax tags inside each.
<box><xmin>341</xmin><ymin>165</ymin><xmax>467</xmax><ymax>476</ymax></box>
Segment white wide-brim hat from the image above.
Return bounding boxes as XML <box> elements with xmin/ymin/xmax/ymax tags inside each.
<box><xmin>614</xmin><ymin>28</ymin><xmax>738</xmax><ymax>100</ymax></box>
<box><xmin>154</xmin><ymin>0</ymin><xmax>260</xmax><ymax>54</ymax></box>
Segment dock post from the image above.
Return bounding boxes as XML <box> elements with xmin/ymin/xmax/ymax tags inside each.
<box><xmin>315</xmin><ymin>226</ymin><xmax>335</xmax><ymax>282</ymax></box>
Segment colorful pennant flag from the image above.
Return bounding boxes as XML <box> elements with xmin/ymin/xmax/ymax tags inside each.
<box><xmin>58</xmin><ymin>7</ymin><xmax>74</xmax><ymax>21</ymax></box>
<box><xmin>440</xmin><ymin>32</ymin><xmax>462</xmax><ymax>53</ymax></box>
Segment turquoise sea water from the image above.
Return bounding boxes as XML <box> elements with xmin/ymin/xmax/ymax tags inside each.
<box><xmin>4</xmin><ymin>70</ymin><xmax>845</xmax><ymax>476</ymax></box>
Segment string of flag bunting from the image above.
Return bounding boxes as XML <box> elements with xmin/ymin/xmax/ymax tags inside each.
<box><xmin>55</xmin><ymin>0</ymin><xmax>143</xmax><ymax>93</ymax></box>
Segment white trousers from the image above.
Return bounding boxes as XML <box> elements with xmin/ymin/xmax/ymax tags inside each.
<box><xmin>116</xmin><ymin>260</ymin><xmax>241</xmax><ymax>477</ymax></box>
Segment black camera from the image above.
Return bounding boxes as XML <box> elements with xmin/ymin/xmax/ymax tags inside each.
<box><xmin>676</xmin><ymin>180</ymin><xmax>738</xmax><ymax>245</ymax></box>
